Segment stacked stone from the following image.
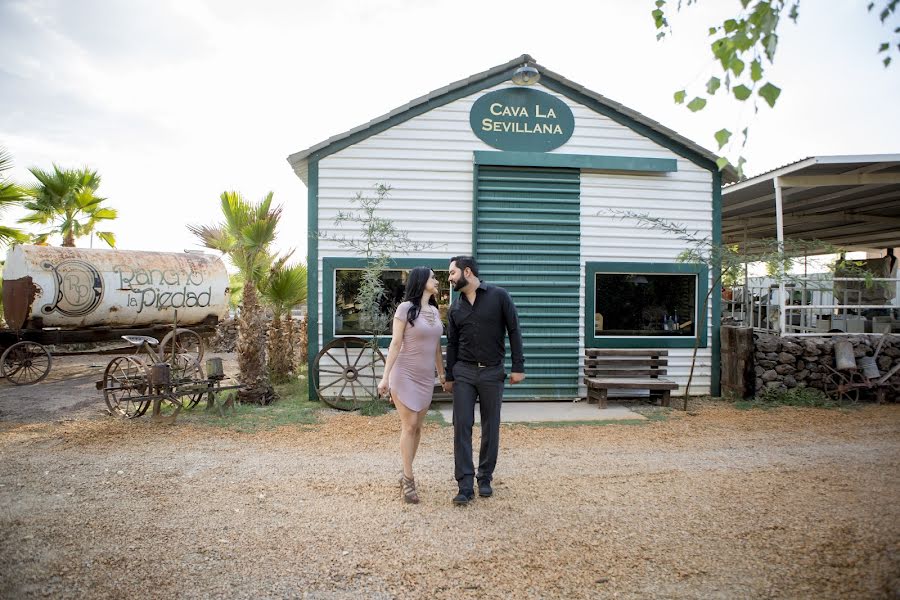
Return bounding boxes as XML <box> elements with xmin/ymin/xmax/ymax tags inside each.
<box><xmin>210</xmin><ymin>318</ymin><xmax>239</xmax><ymax>352</ymax></box>
<box><xmin>753</xmin><ymin>333</ymin><xmax>900</xmax><ymax>400</ymax></box>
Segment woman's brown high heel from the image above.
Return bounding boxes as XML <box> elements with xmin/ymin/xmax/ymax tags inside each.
<box><xmin>400</xmin><ymin>474</ymin><xmax>419</xmax><ymax>504</ymax></box>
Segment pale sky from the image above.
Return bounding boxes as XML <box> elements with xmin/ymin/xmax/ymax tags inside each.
<box><xmin>1</xmin><ymin>0</ymin><xmax>897</xmax><ymax>260</ymax></box>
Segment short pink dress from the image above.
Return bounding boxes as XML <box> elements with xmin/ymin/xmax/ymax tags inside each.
<box><xmin>388</xmin><ymin>301</ymin><xmax>443</xmax><ymax>411</ymax></box>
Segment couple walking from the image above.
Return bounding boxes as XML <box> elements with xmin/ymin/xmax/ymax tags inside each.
<box><xmin>377</xmin><ymin>256</ymin><xmax>525</xmax><ymax>506</ymax></box>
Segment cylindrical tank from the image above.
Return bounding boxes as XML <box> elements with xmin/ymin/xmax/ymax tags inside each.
<box><xmin>2</xmin><ymin>245</ymin><xmax>229</xmax><ymax>329</ymax></box>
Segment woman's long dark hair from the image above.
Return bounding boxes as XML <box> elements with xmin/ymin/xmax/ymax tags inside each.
<box><xmin>403</xmin><ymin>266</ymin><xmax>439</xmax><ymax>327</ymax></box>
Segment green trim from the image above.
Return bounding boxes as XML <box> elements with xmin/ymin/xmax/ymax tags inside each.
<box><xmin>474</xmin><ymin>151</ymin><xmax>677</xmax><ymax>173</ymax></box>
<box><xmin>321</xmin><ymin>257</ymin><xmax>452</xmax><ymax>349</ymax></box>
<box><xmin>307</xmin><ymin>160</ymin><xmax>319</xmax><ymax>400</ymax></box>
<box><xmin>539</xmin><ymin>78</ymin><xmax>719</xmax><ymax>175</ymax></box>
<box><xmin>585</xmin><ymin>262</ymin><xmax>709</xmax><ymax>349</ymax></box>
<box><xmin>711</xmin><ymin>171</ymin><xmax>722</xmax><ymax>396</ymax></box>
<box><xmin>471</xmin><ymin>163</ymin><xmax>479</xmax><ymax>254</ymax></box>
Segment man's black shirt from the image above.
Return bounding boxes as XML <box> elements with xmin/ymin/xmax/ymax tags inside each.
<box><xmin>445</xmin><ymin>281</ymin><xmax>525</xmax><ymax>381</ymax></box>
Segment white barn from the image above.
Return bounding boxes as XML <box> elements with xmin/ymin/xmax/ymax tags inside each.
<box><xmin>288</xmin><ymin>54</ymin><xmax>738</xmax><ymax>402</ymax></box>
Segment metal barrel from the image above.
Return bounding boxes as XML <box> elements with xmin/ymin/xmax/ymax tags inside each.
<box><xmin>834</xmin><ymin>341</ymin><xmax>857</xmax><ymax>371</ymax></box>
<box><xmin>150</xmin><ymin>363</ymin><xmax>172</xmax><ymax>387</ymax></box>
<box><xmin>205</xmin><ymin>357</ymin><xmax>224</xmax><ymax>379</ymax></box>
<box><xmin>857</xmin><ymin>355</ymin><xmax>880</xmax><ymax>380</ymax></box>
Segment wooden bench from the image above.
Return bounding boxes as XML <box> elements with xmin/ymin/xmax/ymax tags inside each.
<box><xmin>583</xmin><ymin>349</ymin><xmax>678</xmax><ymax>409</ymax></box>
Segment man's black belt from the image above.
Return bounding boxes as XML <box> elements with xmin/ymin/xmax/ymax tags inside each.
<box><xmin>459</xmin><ymin>360</ymin><xmax>501</xmax><ymax>368</ymax></box>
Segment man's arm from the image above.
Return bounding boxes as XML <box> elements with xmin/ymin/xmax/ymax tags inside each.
<box><xmin>502</xmin><ymin>290</ymin><xmax>525</xmax><ymax>382</ymax></box>
<box><xmin>444</xmin><ymin>308</ymin><xmax>458</xmax><ymax>383</ymax></box>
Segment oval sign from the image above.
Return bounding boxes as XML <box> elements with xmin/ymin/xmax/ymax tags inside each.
<box><xmin>469</xmin><ymin>87</ymin><xmax>574</xmax><ymax>152</ymax></box>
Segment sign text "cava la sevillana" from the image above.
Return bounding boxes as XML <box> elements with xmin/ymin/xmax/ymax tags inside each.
<box><xmin>469</xmin><ymin>87</ymin><xmax>574</xmax><ymax>152</ymax></box>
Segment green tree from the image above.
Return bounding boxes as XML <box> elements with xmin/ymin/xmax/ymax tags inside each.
<box><xmin>0</xmin><ymin>146</ymin><xmax>29</xmax><ymax>248</ymax></box>
<box><xmin>189</xmin><ymin>191</ymin><xmax>282</xmax><ymax>404</ymax></box>
<box><xmin>261</xmin><ymin>262</ymin><xmax>308</xmax><ymax>383</ymax></box>
<box><xmin>653</xmin><ymin>0</ymin><xmax>899</xmax><ymax>174</ymax></box>
<box><xmin>609</xmin><ymin>209</ymin><xmax>874</xmax><ymax>406</ymax></box>
<box><xmin>19</xmin><ymin>164</ymin><xmax>117</xmax><ymax>247</ymax></box>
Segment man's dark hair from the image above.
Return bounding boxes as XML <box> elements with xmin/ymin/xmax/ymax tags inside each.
<box><xmin>450</xmin><ymin>255</ymin><xmax>479</xmax><ymax>277</ymax></box>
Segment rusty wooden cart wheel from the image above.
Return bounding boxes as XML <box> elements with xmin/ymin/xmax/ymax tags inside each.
<box><xmin>170</xmin><ymin>353</ymin><xmax>205</xmax><ymax>410</ymax></box>
<box><xmin>824</xmin><ymin>369</ymin><xmax>861</xmax><ymax>404</ymax></box>
<box><xmin>103</xmin><ymin>356</ymin><xmax>152</xmax><ymax>418</ymax></box>
<box><xmin>1</xmin><ymin>341</ymin><xmax>52</xmax><ymax>385</ymax></box>
<box><xmin>313</xmin><ymin>337</ymin><xmax>385</xmax><ymax>411</ymax></box>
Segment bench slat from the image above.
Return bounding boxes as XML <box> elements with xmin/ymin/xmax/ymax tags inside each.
<box><xmin>585</xmin><ymin>377</ymin><xmax>678</xmax><ymax>390</ymax></box>
<box><xmin>585</xmin><ymin>349</ymin><xmax>669</xmax><ymax>357</ymax></box>
<box><xmin>585</xmin><ymin>358</ymin><xmax>668</xmax><ymax>366</ymax></box>
<box><xmin>585</xmin><ymin>369</ymin><xmax>667</xmax><ymax>377</ymax></box>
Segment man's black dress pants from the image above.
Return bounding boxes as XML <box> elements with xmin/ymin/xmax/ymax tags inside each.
<box><xmin>451</xmin><ymin>362</ymin><xmax>505</xmax><ymax>493</ymax></box>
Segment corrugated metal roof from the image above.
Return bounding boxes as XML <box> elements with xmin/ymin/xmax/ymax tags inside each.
<box><xmin>286</xmin><ymin>54</ymin><xmax>738</xmax><ymax>184</ymax></box>
<box><xmin>722</xmin><ymin>155</ymin><xmax>900</xmax><ymax>250</ymax></box>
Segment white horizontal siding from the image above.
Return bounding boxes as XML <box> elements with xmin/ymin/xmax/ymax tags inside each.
<box><xmin>314</xmin><ymin>81</ymin><xmax>716</xmax><ymax>396</ymax></box>
<box><xmin>580</xmin><ymin>167</ymin><xmax>715</xmax><ymax>395</ymax></box>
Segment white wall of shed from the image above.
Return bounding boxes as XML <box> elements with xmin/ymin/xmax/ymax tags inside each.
<box><xmin>314</xmin><ymin>81</ymin><xmax>716</xmax><ymax>396</ymax></box>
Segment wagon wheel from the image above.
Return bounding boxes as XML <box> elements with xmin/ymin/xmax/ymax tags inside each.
<box><xmin>1</xmin><ymin>341</ymin><xmax>52</xmax><ymax>385</ymax></box>
<box><xmin>824</xmin><ymin>369</ymin><xmax>860</xmax><ymax>404</ymax></box>
<box><xmin>313</xmin><ymin>337</ymin><xmax>385</xmax><ymax>411</ymax></box>
<box><xmin>169</xmin><ymin>353</ymin><xmax>205</xmax><ymax>410</ymax></box>
<box><xmin>160</xmin><ymin>328</ymin><xmax>204</xmax><ymax>362</ymax></box>
<box><xmin>103</xmin><ymin>356</ymin><xmax>151</xmax><ymax>418</ymax></box>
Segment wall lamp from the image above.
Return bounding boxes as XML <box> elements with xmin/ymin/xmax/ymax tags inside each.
<box><xmin>511</xmin><ymin>64</ymin><xmax>540</xmax><ymax>86</ymax></box>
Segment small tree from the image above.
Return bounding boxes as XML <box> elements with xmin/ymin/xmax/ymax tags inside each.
<box><xmin>323</xmin><ymin>184</ymin><xmax>436</xmax><ymax>344</ymax></box>
<box><xmin>261</xmin><ymin>262</ymin><xmax>307</xmax><ymax>383</ymax></box>
<box><xmin>317</xmin><ymin>184</ymin><xmax>436</xmax><ymax>401</ymax></box>
<box><xmin>609</xmin><ymin>209</ymin><xmax>871</xmax><ymax>408</ymax></box>
<box><xmin>0</xmin><ymin>146</ymin><xmax>28</xmax><ymax>248</ymax></box>
<box><xmin>20</xmin><ymin>165</ymin><xmax>117</xmax><ymax>247</ymax></box>
<box><xmin>189</xmin><ymin>191</ymin><xmax>283</xmax><ymax>404</ymax></box>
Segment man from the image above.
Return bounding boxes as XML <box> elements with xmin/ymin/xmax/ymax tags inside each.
<box><xmin>442</xmin><ymin>255</ymin><xmax>525</xmax><ymax>506</ymax></box>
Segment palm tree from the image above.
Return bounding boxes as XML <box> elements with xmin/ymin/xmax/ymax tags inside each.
<box><xmin>0</xmin><ymin>146</ymin><xmax>29</xmax><ymax>248</ymax></box>
<box><xmin>261</xmin><ymin>263</ymin><xmax>307</xmax><ymax>383</ymax></box>
<box><xmin>20</xmin><ymin>165</ymin><xmax>117</xmax><ymax>247</ymax></box>
<box><xmin>189</xmin><ymin>191</ymin><xmax>282</xmax><ymax>404</ymax></box>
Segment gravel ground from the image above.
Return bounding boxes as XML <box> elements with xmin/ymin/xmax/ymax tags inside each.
<box><xmin>1</xmin><ymin>393</ymin><xmax>898</xmax><ymax>598</ymax></box>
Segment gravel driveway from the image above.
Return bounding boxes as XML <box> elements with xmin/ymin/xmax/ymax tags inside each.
<box><xmin>1</xmin><ymin>379</ymin><xmax>898</xmax><ymax>598</ymax></box>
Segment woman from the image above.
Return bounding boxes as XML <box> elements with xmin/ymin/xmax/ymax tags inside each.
<box><xmin>378</xmin><ymin>267</ymin><xmax>445</xmax><ymax>504</ymax></box>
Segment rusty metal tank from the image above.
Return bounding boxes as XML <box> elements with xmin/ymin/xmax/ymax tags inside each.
<box><xmin>2</xmin><ymin>245</ymin><xmax>229</xmax><ymax>330</ymax></box>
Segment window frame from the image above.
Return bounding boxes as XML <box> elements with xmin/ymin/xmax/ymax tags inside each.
<box><xmin>322</xmin><ymin>257</ymin><xmax>454</xmax><ymax>348</ymax></box>
<box><xmin>585</xmin><ymin>261</ymin><xmax>708</xmax><ymax>349</ymax></box>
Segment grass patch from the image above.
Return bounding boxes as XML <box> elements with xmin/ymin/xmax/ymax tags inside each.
<box><xmin>425</xmin><ymin>409</ymin><xmax>450</xmax><ymax>427</ymax></box>
<box><xmin>175</xmin><ymin>369</ymin><xmax>322</xmax><ymax>432</ymax></box>
<box><xmin>359</xmin><ymin>399</ymin><xmax>394</xmax><ymax>417</ymax></box>
<box><xmin>735</xmin><ymin>386</ymin><xmax>847</xmax><ymax>410</ymax></box>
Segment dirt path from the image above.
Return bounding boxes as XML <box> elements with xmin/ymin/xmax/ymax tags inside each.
<box><xmin>0</xmin><ymin>351</ymin><xmax>237</xmax><ymax>422</ymax></box>
<box><xmin>1</xmin><ymin>401</ymin><xmax>898</xmax><ymax>599</ymax></box>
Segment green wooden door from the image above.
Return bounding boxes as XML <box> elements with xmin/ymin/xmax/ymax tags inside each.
<box><xmin>475</xmin><ymin>165</ymin><xmax>581</xmax><ymax>399</ymax></box>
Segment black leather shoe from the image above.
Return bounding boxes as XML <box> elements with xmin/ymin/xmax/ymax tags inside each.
<box><xmin>452</xmin><ymin>491</ymin><xmax>474</xmax><ymax>506</ymax></box>
<box><xmin>477</xmin><ymin>480</ymin><xmax>493</xmax><ymax>498</ymax></box>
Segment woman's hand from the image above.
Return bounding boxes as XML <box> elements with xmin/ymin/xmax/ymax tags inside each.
<box><xmin>377</xmin><ymin>377</ymin><xmax>390</xmax><ymax>397</ymax></box>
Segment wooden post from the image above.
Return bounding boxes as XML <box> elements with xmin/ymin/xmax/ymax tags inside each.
<box><xmin>721</xmin><ymin>326</ymin><xmax>754</xmax><ymax>398</ymax></box>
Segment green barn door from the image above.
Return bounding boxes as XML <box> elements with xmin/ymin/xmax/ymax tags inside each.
<box><xmin>475</xmin><ymin>165</ymin><xmax>581</xmax><ymax>400</ymax></box>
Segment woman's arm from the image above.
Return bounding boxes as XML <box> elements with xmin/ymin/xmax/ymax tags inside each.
<box><xmin>377</xmin><ymin>310</ymin><xmax>408</xmax><ymax>396</ymax></box>
<box><xmin>434</xmin><ymin>341</ymin><xmax>445</xmax><ymax>386</ymax></box>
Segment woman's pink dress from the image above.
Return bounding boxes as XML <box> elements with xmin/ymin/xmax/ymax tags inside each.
<box><xmin>389</xmin><ymin>302</ymin><xmax>443</xmax><ymax>411</ymax></box>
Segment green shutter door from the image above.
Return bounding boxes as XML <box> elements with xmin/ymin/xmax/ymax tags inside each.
<box><xmin>475</xmin><ymin>165</ymin><xmax>581</xmax><ymax>400</ymax></box>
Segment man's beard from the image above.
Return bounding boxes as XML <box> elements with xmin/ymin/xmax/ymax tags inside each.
<box><xmin>453</xmin><ymin>273</ymin><xmax>469</xmax><ymax>292</ymax></box>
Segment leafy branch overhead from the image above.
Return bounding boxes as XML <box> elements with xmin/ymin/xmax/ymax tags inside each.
<box><xmin>653</xmin><ymin>0</ymin><xmax>899</xmax><ymax>174</ymax></box>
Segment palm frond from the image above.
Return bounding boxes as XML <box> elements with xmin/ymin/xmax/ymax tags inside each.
<box><xmin>96</xmin><ymin>231</ymin><xmax>116</xmax><ymax>247</ymax></box>
<box><xmin>187</xmin><ymin>223</ymin><xmax>234</xmax><ymax>254</ymax></box>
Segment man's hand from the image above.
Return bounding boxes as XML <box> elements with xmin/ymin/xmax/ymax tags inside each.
<box><xmin>442</xmin><ymin>380</ymin><xmax>454</xmax><ymax>393</ymax></box>
<box><xmin>510</xmin><ymin>372</ymin><xmax>526</xmax><ymax>384</ymax></box>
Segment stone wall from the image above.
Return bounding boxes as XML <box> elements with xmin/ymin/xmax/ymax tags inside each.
<box><xmin>754</xmin><ymin>333</ymin><xmax>900</xmax><ymax>400</ymax></box>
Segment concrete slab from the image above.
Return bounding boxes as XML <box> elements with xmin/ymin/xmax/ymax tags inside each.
<box><xmin>433</xmin><ymin>401</ymin><xmax>645</xmax><ymax>423</ymax></box>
